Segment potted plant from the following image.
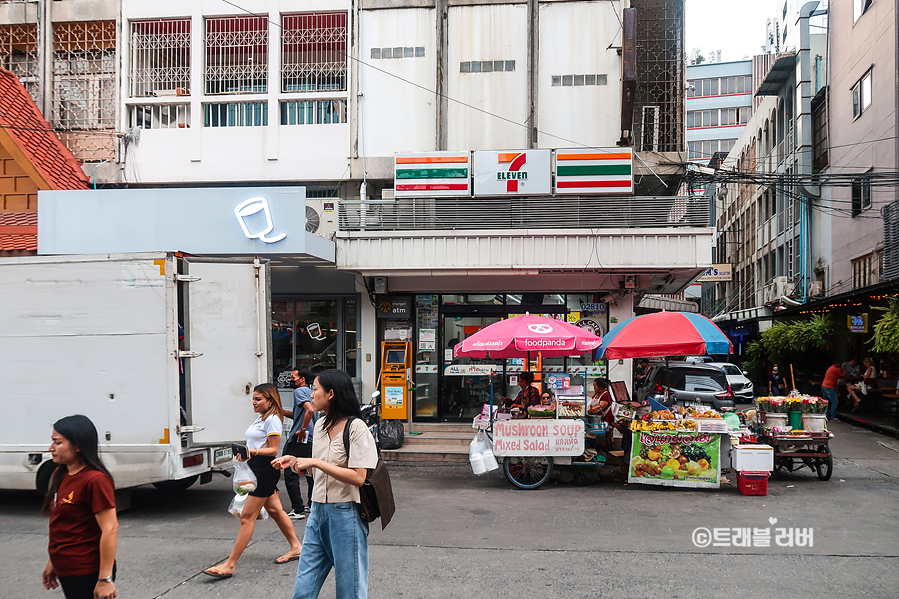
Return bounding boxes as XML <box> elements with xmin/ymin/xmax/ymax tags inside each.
<box><xmin>801</xmin><ymin>396</ymin><xmax>828</xmax><ymax>433</ymax></box>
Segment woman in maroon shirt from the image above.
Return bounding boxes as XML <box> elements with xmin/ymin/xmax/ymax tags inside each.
<box><xmin>42</xmin><ymin>415</ymin><xmax>118</xmax><ymax>599</ymax></box>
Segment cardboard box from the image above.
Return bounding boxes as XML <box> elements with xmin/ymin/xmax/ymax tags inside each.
<box><xmin>731</xmin><ymin>444</ymin><xmax>774</xmax><ymax>472</ymax></box>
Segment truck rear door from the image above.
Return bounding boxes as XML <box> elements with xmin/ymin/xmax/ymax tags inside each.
<box><xmin>184</xmin><ymin>258</ymin><xmax>271</xmax><ymax>445</ymax></box>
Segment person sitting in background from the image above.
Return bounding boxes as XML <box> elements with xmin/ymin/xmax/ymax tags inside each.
<box><xmin>847</xmin><ymin>357</ymin><xmax>877</xmax><ymax>412</ymax></box>
<box><xmin>634</xmin><ymin>359</ymin><xmax>650</xmax><ymax>389</ymax></box>
<box><xmin>500</xmin><ymin>371</ymin><xmax>541</xmax><ymax>418</ymax></box>
<box><xmin>539</xmin><ymin>389</ymin><xmax>556</xmax><ymax>408</ymax></box>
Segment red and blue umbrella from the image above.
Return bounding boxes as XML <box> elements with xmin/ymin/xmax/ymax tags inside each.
<box><xmin>593</xmin><ymin>312</ymin><xmax>732</xmax><ymax>360</ymax></box>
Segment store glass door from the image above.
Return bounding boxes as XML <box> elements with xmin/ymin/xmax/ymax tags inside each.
<box><xmin>440</xmin><ymin>313</ymin><xmax>502</xmax><ymax>421</ymax></box>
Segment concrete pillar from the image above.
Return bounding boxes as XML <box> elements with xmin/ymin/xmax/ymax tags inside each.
<box><xmin>357</xmin><ymin>278</ymin><xmax>378</xmax><ymax>401</ymax></box>
<box><xmin>607</xmin><ymin>290</ymin><xmax>635</xmax><ymax>398</ymax></box>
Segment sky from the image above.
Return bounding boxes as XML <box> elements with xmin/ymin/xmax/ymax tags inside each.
<box><xmin>685</xmin><ymin>0</ymin><xmax>777</xmax><ymax>63</ymax></box>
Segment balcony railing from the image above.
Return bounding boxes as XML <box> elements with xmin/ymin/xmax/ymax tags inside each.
<box><xmin>338</xmin><ymin>196</ymin><xmax>710</xmax><ymax>231</ymax></box>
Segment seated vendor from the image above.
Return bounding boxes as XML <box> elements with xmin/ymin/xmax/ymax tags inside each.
<box><xmin>540</xmin><ymin>389</ymin><xmax>556</xmax><ymax>408</ymax></box>
<box><xmin>501</xmin><ymin>371</ymin><xmax>541</xmax><ymax>418</ymax></box>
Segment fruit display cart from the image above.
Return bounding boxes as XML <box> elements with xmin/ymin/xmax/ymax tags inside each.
<box><xmin>757</xmin><ymin>431</ymin><xmax>833</xmax><ymax>481</ymax></box>
<box><xmin>628</xmin><ymin>408</ymin><xmax>728</xmax><ymax>488</ymax></box>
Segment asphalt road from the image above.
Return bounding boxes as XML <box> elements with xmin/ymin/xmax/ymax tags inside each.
<box><xmin>3</xmin><ymin>421</ymin><xmax>898</xmax><ymax>599</ymax></box>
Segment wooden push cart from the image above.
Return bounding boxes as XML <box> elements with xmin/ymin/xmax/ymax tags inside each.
<box><xmin>758</xmin><ymin>433</ymin><xmax>833</xmax><ymax>481</ymax></box>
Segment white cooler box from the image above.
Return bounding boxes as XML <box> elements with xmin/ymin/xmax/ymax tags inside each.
<box><xmin>731</xmin><ymin>444</ymin><xmax>774</xmax><ymax>472</ymax></box>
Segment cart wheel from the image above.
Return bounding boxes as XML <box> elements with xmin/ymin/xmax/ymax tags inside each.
<box><xmin>503</xmin><ymin>456</ymin><xmax>553</xmax><ymax>490</ymax></box>
<box><xmin>816</xmin><ymin>447</ymin><xmax>833</xmax><ymax>481</ymax></box>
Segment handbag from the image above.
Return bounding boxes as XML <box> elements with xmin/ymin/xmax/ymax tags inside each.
<box><xmin>343</xmin><ymin>417</ymin><xmax>395</xmax><ymax>530</ymax></box>
<box><xmin>857</xmin><ymin>381</ymin><xmax>869</xmax><ymax>395</ymax></box>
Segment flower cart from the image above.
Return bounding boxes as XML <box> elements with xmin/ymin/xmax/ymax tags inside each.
<box><xmin>757</xmin><ymin>395</ymin><xmax>833</xmax><ymax>480</ymax></box>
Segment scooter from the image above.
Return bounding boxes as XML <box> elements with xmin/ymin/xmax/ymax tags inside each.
<box><xmin>363</xmin><ymin>391</ymin><xmax>382</xmax><ymax>455</ymax></box>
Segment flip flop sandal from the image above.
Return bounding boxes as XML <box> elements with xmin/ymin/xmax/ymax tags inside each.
<box><xmin>275</xmin><ymin>554</ymin><xmax>301</xmax><ymax>564</ymax></box>
<box><xmin>203</xmin><ymin>569</ymin><xmax>233</xmax><ymax>580</ymax></box>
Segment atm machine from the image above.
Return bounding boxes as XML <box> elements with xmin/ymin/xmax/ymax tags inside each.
<box><xmin>380</xmin><ymin>341</ymin><xmax>412</xmax><ymax>420</ymax></box>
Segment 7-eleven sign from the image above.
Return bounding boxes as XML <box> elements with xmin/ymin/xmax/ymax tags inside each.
<box><xmin>473</xmin><ymin>150</ymin><xmax>551</xmax><ymax>196</ymax></box>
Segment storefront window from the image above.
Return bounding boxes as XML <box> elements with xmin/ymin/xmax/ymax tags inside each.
<box><xmin>273</xmin><ymin>297</ymin><xmax>358</xmax><ymax>388</ymax></box>
<box><xmin>414</xmin><ymin>295</ymin><xmax>439</xmax><ymax>418</ymax></box>
<box><xmin>442</xmin><ymin>294</ymin><xmax>501</xmax><ymax>305</ymax></box>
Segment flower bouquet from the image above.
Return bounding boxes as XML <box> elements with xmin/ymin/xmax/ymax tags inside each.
<box><xmin>800</xmin><ymin>396</ymin><xmax>827</xmax><ymax>414</ymax></box>
<box><xmin>766</xmin><ymin>397</ymin><xmax>789</xmax><ymax>413</ymax></box>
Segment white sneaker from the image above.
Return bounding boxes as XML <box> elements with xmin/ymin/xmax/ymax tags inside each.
<box><xmin>287</xmin><ymin>511</ymin><xmax>306</xmax><ymax>520</ymax></box>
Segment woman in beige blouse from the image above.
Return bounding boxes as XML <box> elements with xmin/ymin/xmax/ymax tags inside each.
<box><xmin>272</xmin><ymin>369</ymin><xmax>378</xmax><ymax>599</ymax></box>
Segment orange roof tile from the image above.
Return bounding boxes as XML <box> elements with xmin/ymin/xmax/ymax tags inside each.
<box><xmin>0</xmin><ymin>67</ymin><xmax>90</xmax><ymax>191</ymax></box>
<box><xmin>0</xmin><ymin>211</ymin><xmax>37</xmax><ymax>251</ymax></box>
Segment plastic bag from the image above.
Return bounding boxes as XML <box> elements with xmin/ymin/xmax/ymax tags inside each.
<box><xmin>232</xmin><ymin>461</ymin><xmax>258</xmax><ymax>495</ymax></box>
<box><xmin>227</xmin><ymin>492</ymin><xmax>270</xmax><ymax>520</ymax></box>
<box><xmin>379</xmin><ymin>420</ymin><xmax>405</xmax><ymax>450</ymax></box>
<box><xmin>469</xmin><ymin>432</ymin><xmax>489</xmax><ymax>475</ymax></box>
<box><xmin>480</xmin><ymin>432</ymin><xmax>499</xmax><ymax>472</ymax></box>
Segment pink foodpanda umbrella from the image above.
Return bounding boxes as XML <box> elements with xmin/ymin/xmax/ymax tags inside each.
<box><xmin>453</xmin><ymin>314</ymin><xmax>602</xmax><ymax>359</ymax></box>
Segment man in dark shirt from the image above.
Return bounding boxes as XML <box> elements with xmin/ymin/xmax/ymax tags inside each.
<box><xmin>634</xmin><ymin>359</ymin><xmax>650</xmax><ymax>389</ymax></box>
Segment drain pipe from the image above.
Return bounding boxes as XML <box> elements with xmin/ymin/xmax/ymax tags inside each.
<box><xmin>92</xmin><ymin>158</ymin><xmax>114</xmax><ymax>189</ymax></box>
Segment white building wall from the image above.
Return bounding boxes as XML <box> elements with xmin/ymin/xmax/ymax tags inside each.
<box><xmin>446</xmin><ymin>4</ymin><xmax>529</xmax><ymax>150</ymax></box>
<box><xmin>537</xmin><ymin>1</ymin><xmax>622</xmax><ymax>148</ymax></box>
<box><xmin>359</xmin><ymin>8</ymin><xmax>438</xmax><ymax>156</ymax></box>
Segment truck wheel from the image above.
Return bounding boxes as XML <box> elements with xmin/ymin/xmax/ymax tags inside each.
<box><xmin>152</xmin><ymin>475</ymin><xmax>199</xmax><ymax>492</ymax></box>
<box><xmin>36</xmin><ymin>461</ymin><xmax>57</xmax><ymax>496</ymax></box>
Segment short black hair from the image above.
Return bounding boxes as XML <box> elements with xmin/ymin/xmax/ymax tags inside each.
<box><xmin>639</xmin><ymin>359</ymin><xmax>649</xmax><ymax>365</ymax></box>
<box><xmin>292</xmin><ymin>367</ymin><xmax>314</xmax><ymax>384</ymax></box>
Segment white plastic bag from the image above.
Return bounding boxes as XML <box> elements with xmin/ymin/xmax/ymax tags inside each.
<box><xmin>469</xmin><ymin>433</ymin><xmax>488</xmax><ymax>475</ymax></box>
<box><xmin>480</xmin><ymin>433</ymin><xmax>499</xmax><ymax>472</ymax></box>
<box><xmin>232</xmin><ymin>461</ymin><xmax>257</xmax><ymax>495</ymax></box>
<box><xmin>227</xmin><ymin>492</ymin><xmax>270</xmax><ymax>520</ymax></box>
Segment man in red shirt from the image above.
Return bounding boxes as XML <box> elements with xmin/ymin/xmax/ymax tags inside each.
<box><xmin>822</xmin><ymin>359</ymin><xmax>846</xmax><ymax>420</ymax></box>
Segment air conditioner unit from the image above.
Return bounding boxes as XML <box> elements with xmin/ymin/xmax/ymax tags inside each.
<box><xmin>305</xmin><ymin>198</ymin><xmax>338</xmax><ymax>240</ymax></box>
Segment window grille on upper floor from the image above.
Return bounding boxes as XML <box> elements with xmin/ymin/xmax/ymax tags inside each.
<box><xmin>205</xmin><ymin>16</ymin><xmax>268</xmax><ymax>95</ymax></box>
<box><xmin>130</xmin><ymin>19</ymin><xmax>191</xmax><ymax>97</ymax></box>
<box><xmin>129</xmin><ymin>104</ymin><xmax>190</xmax><ymax>129</ymax></box>
<box><xmin>0</xmin><ymin>24</ymin><xmax>39</xmax><ymax>103</ymax></box>
<box><xmin>281</xmin><ymin>13</ymin><xmax>347</xmax><ymax>93</ymax></box>
<box><xmin>280</xmin><ymin>99</ymin><xmax>347</xmax><ymax>125</ymax></box>
<box><xmin>52</xmin><ymin>21</ymin><xmax>116</xmax><ymax>132</ymax></box>
<box><xmin>204</xmin><ymin>101</ymin><xmax>268</xmax><ymax>127</ymax></box>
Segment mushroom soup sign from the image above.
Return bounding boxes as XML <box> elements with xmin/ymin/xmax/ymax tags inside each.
<box><xmin>492</xmin><ymin>420</ymin><xmax>585</xmax><ymax>456</ymax></box>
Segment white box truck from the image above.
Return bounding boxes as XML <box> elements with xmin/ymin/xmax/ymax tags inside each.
<box><xmin>0</xmin><ymin>252</ymin><xmax>271</xmax><ymax>495</ymax></box>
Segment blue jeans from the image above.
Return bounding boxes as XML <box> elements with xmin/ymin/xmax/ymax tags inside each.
<box><xmin>822</xmin><ymin>386</ymin><xmax>838</xmax><ymax>419</ymax></box>
<box><xmin>291</xmin><ymin>502</ymin><xmax>369</xmax><ymax>599</ymax></box>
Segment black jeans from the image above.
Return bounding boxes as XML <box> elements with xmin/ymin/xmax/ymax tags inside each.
<box><xmin>59</xmin><ymin>564</ymin><xmax>116</xmax><ymax>599</ymax></box>
<box><xmin>284</xmin><ymin>440</ymin><xmax>313</xmax><ymax>513</ymax></box>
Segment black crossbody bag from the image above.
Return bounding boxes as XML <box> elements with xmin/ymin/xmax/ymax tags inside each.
<box><xmin>343</xmin><ymin>417</ymin><xmax>395</xmax><ymax>530</ymax></box>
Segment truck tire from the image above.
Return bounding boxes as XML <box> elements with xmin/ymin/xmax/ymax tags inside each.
<box><xmin>152</xmin><ymin>475</ymin><xmax>199</xmax><ymax>492</ymax></box>
<box><xmin>36</xmin><ymin>461</ymin><xmax>57</xmax><ymax>496</ymax></box>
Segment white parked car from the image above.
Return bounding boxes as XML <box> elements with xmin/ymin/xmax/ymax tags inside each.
<box><xmin>708</xmin><ymin>362</ymin><xmax>754</xmax><ymax>402</ymax></box>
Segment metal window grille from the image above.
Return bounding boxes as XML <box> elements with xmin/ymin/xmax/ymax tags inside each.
<box><xmin>282</xmin><ymin>13</ymin><xmax>347</xmax><ymax>93</ymax></box>
<box><xmin>52</xmin><ymin>21</ymin><xmax>116</xmax><ymax>130</ymax></box>
<box><xmin>203</xmin><ymin>101</ymin><xmax>268</xmax><ymax>127</ymax></box>
<box><xmin>631</xmin><ymin>0</ymin><xmax>684</xmax><ymax>153</ymax></box>
<box><xmin>130</xmin><ymin>19</ymin><xmax>191</xmax><ymax>97</ymax></box>
<box><xmin>0</xmin><ymin>24</ymin><xmax>39</xmax><ymax>103</ymax></box>
<box><xmin>280</xmin><ymin>99</ymin><xmax>347</xmax><ymax>125</ymax></box>
<box><xmin>129</xmin><ymin>104</ymin><xmax>190</xmax><ymax>129</ymax></box>
<box><xmin>205</xmin><ymin>16</ymin><xmax>268</xmax><ymax>95</ymax></box>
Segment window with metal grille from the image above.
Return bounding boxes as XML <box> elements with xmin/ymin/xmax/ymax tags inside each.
<box><xmin>204</xmin><ymin>101</ymin><xmax>268</xmax><ymax>127</ymax></box>
<box><xmin>130</xmin><ymin>19</ymin><xmax>191</xmax><ymax>97</ymax></box>
<box><xmin>0</xmin><ymin>24</ymin><xmax>39</xmax><ymax>103</ymax></box>
<box><xmin>851</xmin><ymin>171</ymin><xmax>873</xmax><ymax>216</ymax></box>
<box><xmin>205</xmin><ymin>16</ymin><xmax>267</xmax><ymax>95</ymax></box>
<box><xmin>129</xmin><ymin>104</ymin><xmax>190</xmax><ymax>129</ymax></box>
<box><xmin>282</xmin><ymin>13</ymin><xmax>347</xmax><ymax>93</ymax></box>
<box><xmin>52</xmin><ymin>22</ymin><xmax>116</xmax><ymax>130</ymax></box>
<box><xmin>280</xmin><ymin>99</ymin><xmax>347</xmax><ymax>125</ymax></box>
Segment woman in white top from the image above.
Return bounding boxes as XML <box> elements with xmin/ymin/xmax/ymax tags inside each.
<box><xmin>204</xmin><ymin>383</ymin><xmax>302</xmax><ymax>579</ymax></box>
<box><xmin>847</xmin><ymin>357</ymin><xmax>877</xmax><ymax>411</ymax></box>
<box><xmin>273</xmin><ymin>370</ymin><xmax>378</xmax><ymax>599</ymax></box>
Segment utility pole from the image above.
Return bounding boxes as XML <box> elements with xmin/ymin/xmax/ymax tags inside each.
<box><xmin>35</xmin><ymin>0</ymin><xmax>53</xmax><ymax>118</ymax></box>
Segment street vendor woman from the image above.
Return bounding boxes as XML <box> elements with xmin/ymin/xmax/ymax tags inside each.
<box><xmin>500</xmin><ymin>372</ymin><xmax>541</xmax><ymax>418</ymax></box>
<box><xmin>587</xmin><ymin>379</ymin><xmax>614</xmax><ymax>425</ymax></box>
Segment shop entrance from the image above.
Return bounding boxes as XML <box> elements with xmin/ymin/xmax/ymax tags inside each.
<box><xmin>411</xmin><ymin>293</ymin><xmax>608</xmax><ymax>422</ymax></box>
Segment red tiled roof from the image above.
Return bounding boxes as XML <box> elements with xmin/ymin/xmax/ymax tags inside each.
<box><xmin>0</xmin><ymin>67</ymin><xmax>90</xmax><ymax>190</ymax></box>
<box><xmin>0</xmin><ymin>211</ymin><xmax>37</xmax><ymax>251</ymax></box>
